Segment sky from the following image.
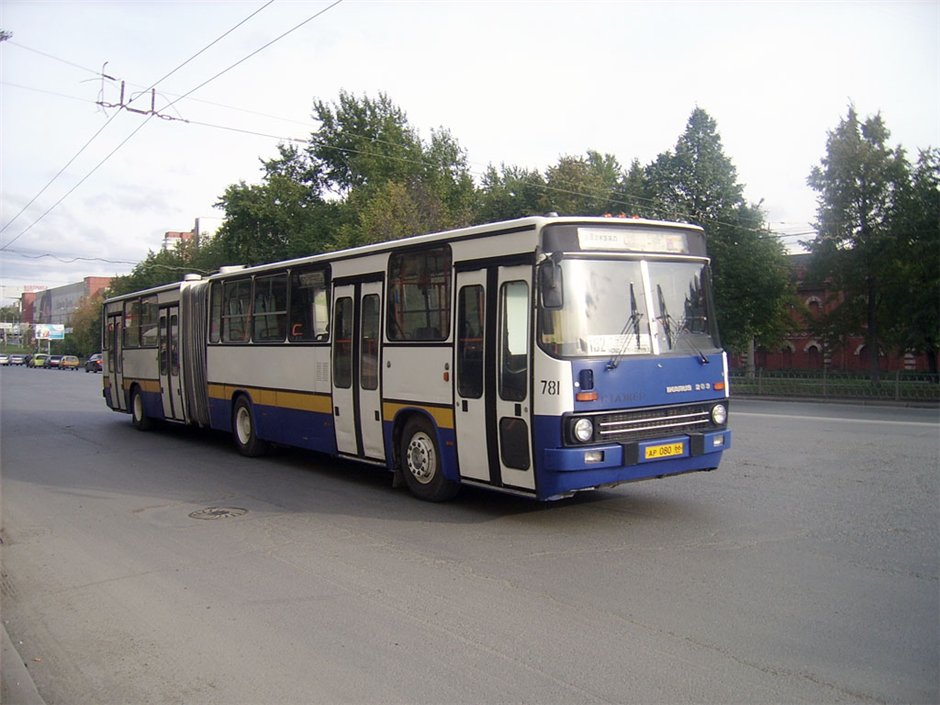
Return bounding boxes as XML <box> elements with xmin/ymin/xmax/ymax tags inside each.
<box><xmin>1</xmin><ymin>0</ymin><xmax>938</xmax><ymax>306</ymax></box>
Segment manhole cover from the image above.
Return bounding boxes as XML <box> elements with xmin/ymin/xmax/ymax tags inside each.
<box><xmin>189</xmin><ymin>507</ymin><xmax>248</xmax><ymax>520</ymax></box>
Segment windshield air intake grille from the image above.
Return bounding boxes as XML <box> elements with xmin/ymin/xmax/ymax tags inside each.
<box><xmin>595</xmin><ymin>403</ymin><xmax>717</xmax><ymax>444</ymax></box>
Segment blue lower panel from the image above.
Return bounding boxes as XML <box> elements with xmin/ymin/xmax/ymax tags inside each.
<box><xmin>535</xmin><ymin>416</ymin><xmax>731</xmax><ymax>499</ymax></box>
<box><xmin>208</xmin><ymin>397</ymin><xmax>337</xmax><ymax>455</ymax></box>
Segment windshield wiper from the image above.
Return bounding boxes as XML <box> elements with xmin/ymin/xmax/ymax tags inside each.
<box><xmin>607</xmin><ymin>283</ymin><xmax>643</xmax><ymax>370</ymax></box>
<box><xmin>657</xmin><ymin>285</ymin><xmax>709</xmax><ymax>364</ymax></box>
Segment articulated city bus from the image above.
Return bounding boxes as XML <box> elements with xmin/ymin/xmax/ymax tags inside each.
<box><xmin>102</xmin><ymin>215</ymin><xmax>731</xmax><ymax>501</ymax></box>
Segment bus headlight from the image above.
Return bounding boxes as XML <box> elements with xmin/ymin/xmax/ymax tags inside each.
<box><xmin>711</xmin><ymin>403</ymin><xmax>727</xmax><ymax>426</ymax></box>
<box><xmin>572</xmin><ymin>417</ymin><xmax>594</xmax><ymax>443</ymax></box>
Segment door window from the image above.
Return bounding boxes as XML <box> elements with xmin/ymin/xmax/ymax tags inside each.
<box><xmin>360</xmin><ymin>294</ymin><xmax>380</xmax><ymax>391</ymax></box>
<box><xmin>457</xmin><ymin>285</ymin><xmax>484</xmax><ymax>399</ymax></box>
<box><xmin>499</xmin><ymin>281</ymin><xmax>528</xmax><ymax>402</ymax></box>
<box><xmin>333</xmin><ymin>297</ymin><xmax>353</xmax><ymax>389</ymax></box>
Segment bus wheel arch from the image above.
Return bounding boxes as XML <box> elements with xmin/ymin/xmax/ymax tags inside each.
<box><xmin>231</xmin><ymin>393</ymin><xmax>270</xmax><ymax>457</ymax></box>
<box><xmin>130</xmin><ymin>384</ymin><xmax>154</xmax><ymax>431</ymax></box>
<box><xmin>396</xmin><ymin>413</ymin><xmax>459</xmax><ymax>502</ymax></box>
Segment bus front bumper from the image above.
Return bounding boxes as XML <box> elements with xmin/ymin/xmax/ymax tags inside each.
<box><xmin>543</xmin><ymin>430</ymin><xmax>731</xmax><ymax>473</ymax></box>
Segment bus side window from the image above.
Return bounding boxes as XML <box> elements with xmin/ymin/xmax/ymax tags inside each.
<box><xmin>253</xmin><ymin>273</ymin><xmax>287</xmax><ymax>342</ymax></box>
<box><xmin>290</xmin><ymin>267</ymin><xmax>330</xmax><ymax>342</ymax></box>
<box><xmin>387</xmin><ymin>246</ymin><xmax>451</xmax><ymax>341</ymax></box>
<box><xmin>222</xmin><ymin>279</ymin><xmax>252</xmax><ymax>342</ymax></box>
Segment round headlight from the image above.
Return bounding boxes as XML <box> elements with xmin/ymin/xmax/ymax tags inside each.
<box><xmin>711</xmin><ymin>403</ymin><xmax>727</xmax><ymax>425</ymax></box>
<box><xmin>573</xmin><ymin>417</ymin><xmax>594</xmax><ymax>443</ymax></box>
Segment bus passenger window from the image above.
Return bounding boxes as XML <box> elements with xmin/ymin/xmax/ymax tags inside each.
<box><xmin>140</xmin><ymin>296</ymin><xmax>159</xmax><ymax>347</ymax></box>
<box><xmin>253</xmin><ymin>273</ymin><xmax>287</xmax><ymax>342</ymax></box>
<box><xmin>222</xmin><ymin>279</ymin><xmax>252</xmax><ymax>342</ymax></box>
<box><xmin>290</xmin><ymin>267</ymin><xmax>330</xmax><ymax>342</ymax></box>
<box><xmin>387</xmin><ymin>246</ymin><xmax>451</xmax><ymax>341</ymax></box>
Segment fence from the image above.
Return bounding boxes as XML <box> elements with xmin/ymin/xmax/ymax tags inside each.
<box><xmin>729</xmin><ymin>369</ymin><xmax>940</xmax><ymax>403</ymax></box>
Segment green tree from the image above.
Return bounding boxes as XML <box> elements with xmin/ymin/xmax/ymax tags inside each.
<box><xmin>807</xmin><ymin>106</ymin><xmax>910</xmax><ymax>382</ymax></box>
<box><xmin>646</xmin><ymin>108</ymin><xmax>791</xmax><ymax>354</ymax></box>
<box><xmin>883</xmin><ymin>148</ymin><xmax>940</xmax><ymax>373</ymax></box>
<box><xmin>475</xmin><ymin>164</ymin><xmax>546</xmax><ymax>222</ymax></box>
<box><xmin>67</xmin><ymin>290</ymin><xmax>104</xmax><ymax>356</ymax></box>
<box><xmin>540</xmin><ymin>151</ymin><xmax>624</xmax><ymax>215</ymax></box>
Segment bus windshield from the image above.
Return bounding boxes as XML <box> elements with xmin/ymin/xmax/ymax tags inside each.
<box><xmin>538</xmin><ymin>258</ymin><xmax>720</xmax><ymax>358</ymax></box>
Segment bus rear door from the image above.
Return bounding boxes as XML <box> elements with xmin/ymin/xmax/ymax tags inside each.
<box><xmin>107</xmin><ymin>313</ymin><xmax>126</xmax><ymax>412</ymax></box>
<box><xmin>158</xmin><ymin>306</ymin><xmax>186</xmax><ymax>422</ymax></box>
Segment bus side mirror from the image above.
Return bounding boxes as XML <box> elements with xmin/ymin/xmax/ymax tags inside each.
<box><xmin>539</xmin><ymin>258</ymin><xmax>564</xmax><ymax>310</ymax></box>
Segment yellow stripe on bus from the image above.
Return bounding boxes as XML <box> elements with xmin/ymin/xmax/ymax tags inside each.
<box><xmin>383</xmin><ymin>401</ymin><xmax>454</xmax><ymax>430</ymax></box>
<box><xmin>123</xmin><ymin>378</ymin><xmax>161</xmax><ymax>394</ymax></box>
<box><xmin>208</xmin><ymin>383</ymin><xmax>332</xmax><ymax>415</ymax></box>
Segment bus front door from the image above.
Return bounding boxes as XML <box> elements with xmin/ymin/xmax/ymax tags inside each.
<box><xmin>331</xmin><ymin>280</ymin><xmax>385</xmax><ymax>462</ymax></box>
<box><xmin>158</xmin><ymin>306</ymin><xmax>185</xmax><ymax>422</ymax></box>
<box><xmin>454</xmin><ymin>265</ymin><xmax>535</xmax><ymax>491</ymax></box>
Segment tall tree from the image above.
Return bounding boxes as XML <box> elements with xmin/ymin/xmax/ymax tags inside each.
<box><xmin>883</xmin><ymin>148</ymin><xmax>940</xmax><ymax>373</ymax></box>
<box><xmin>475</xmin><ymin>164</ymin><xmax>546</xmax><ymax>222</ymax></box>
<box><xmin>540</xmin><ymin>151</ymin><xmax>623</xmax><ymax>215</ymax></box>
<box><xmin>646</xmin><ymin>108</ymin><xmax>791</xmax><ymax>354</ymax></box>
<box><xmin>807</xmin><ymin>106</ymin><xmax>910</xmax><ymax>382</ymax></box>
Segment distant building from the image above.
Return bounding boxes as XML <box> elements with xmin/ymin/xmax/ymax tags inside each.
<box><xmin>29</xmin><ymin>276</ymin><xmax>112</xmax><ymax>326</ymax></box>
<box><xmin>162</xmin><ymin>230</ymin><xmax>195</xmax><ymax>251</ymax></box>
<box><xmin>741</xmin><ymin>254</ymin><xmax>928</xmax><ymax>373</ymax></box>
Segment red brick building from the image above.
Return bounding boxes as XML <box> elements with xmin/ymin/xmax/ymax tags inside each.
<box><xmin>741</xmin><ymin>254</ymin><xmax>928</xmax><ymax>373</ymax></box>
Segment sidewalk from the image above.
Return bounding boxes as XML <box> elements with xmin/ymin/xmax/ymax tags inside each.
<box><xmin>2</xmin><ymin>624</ymin><xmax>44</xmax><ymax>705</ymax></box>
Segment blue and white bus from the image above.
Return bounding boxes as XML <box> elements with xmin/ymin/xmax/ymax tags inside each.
<box><xmin>102</xmin><ymin>215</ymin><xmax>731</xmax><ymax>501</ymax></box>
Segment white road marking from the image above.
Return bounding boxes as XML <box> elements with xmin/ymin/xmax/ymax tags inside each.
<box><xmin>733</xmin><ymin>411</ymin><xmax>939</xmax><ymax>428</ymax></box>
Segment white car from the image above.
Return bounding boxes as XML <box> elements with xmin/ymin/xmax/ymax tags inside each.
<box><xmin>0</xmin><ymin>353</ymin><xmax>9</xmax><ymax>365</ymax></box>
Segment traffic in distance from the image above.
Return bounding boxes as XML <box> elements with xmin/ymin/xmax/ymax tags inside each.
<box><xmin>100</xmin><ymin>215</ymin><xmax>732</xmax><ymax>502</ymax></box>
<box><xmin>0</xmin><ymin>352</ymin><xmax>101</xmax><ymax>371</ymax></box>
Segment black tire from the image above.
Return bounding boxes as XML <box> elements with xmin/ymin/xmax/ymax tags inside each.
<box><xmin>130</xmin><ymin>386</ymin><xmax>154</xmax><ymax>431</ymax></box>
<box><xmin>232</xmin><ymin>396</ymin><xmax>270</xmax><ymax>457</ymax></box>
<box><xmin>399</xmin><ymin>416</ymin><xmax>459</xmax><ymax>502</ymax></box>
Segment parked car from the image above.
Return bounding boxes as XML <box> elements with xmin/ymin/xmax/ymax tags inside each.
<box><xmin>0</xmin><ymin>353</ymin><xmax>8</xmax><ymax>366</ymax></box>
<box><xmin>9</xmin><ymin>354</ymin><xmax>26</xmax><ymax>365</ymax></box>
<box><xmin>85</xmin><ymin>353</ymin><xmax>103</xmax><ymax>373</ymax></box>
<box><xmin>30</xmin><ymin>353</ymin><xmax>49</xmax><ymax>368</ymax></box>
<box><xmin>60</xmin><ymin>355</ymin><xmax>80</xmax><ymax>370</ymax></box>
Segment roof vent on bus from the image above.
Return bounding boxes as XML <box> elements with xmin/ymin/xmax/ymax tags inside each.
<box><xmin>218</xmin><ymin>265</ymin><xmax>247</xmax><ymax>274</ymax></box>
<box><xmin>183</xmin><ymin>273</ymin><xmax>202</xmax><ymax>281</ymax></box>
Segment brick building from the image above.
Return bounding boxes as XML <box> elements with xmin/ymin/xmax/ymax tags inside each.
<box><xmin>745</xmin><ymin>254</ymin><xmax>928</xmax><ymax>373</ymax></box>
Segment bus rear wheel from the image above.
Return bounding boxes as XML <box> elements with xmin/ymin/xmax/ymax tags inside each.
<box><xmin>232</xmin><ymin>396</ymin><xmax>269</xmax><ymax>457</ymax></box>
<box><xmin>399</xmin><ymin>417</ymin><xmax>459</xmax><ymax>502</ymax></box>
<box><xmin>131</xmin><ymin>386</ymin><xmax>153</xmax><ymax>431</ymax></box>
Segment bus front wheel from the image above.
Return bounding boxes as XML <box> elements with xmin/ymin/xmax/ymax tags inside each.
<box><xmin>232</xmin><ymin>396</ymin><xmax>269</xmax><ymax>457</ymax></box>
<box><xmin>399</xmin><ymin>417</ymin><xmax>459</xmax><ymax>502</ymax></box>
<box><xmin>131</xmin><ymin>386</ymin><xmax>153</xmax><ymax>431</ymax></box>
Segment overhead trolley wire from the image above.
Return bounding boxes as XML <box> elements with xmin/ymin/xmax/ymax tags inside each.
<box><xmin>1</xmin><ymin>0</ymin><xmax>345</xmax><ymax>252</ymax></box>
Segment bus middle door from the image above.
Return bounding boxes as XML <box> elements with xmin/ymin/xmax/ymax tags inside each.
<box><xmin>331</xmin><ymin>279</ymin><xmax>385</xmax><ymax>462</ymax></box>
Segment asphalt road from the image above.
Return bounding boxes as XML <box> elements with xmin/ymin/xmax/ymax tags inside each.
<box><xmin>1</xmin><ymin>365</ymin><xmax>937</xmax><ymax>704</ymax></box>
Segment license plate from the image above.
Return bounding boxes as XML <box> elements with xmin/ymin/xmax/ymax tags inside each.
<box><xmin>644</xmin><ymin>442</ymin><xmax>685</xmax><ymax>460</ymax></box>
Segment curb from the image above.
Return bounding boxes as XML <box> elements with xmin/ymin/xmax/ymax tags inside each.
<box><xmin>1</xmin><ymin>624</ymin><xmax>45</xmax><ymax>705</ymax></box>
